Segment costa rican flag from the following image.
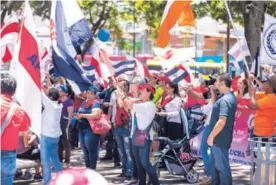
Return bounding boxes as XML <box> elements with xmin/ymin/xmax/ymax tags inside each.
<box><xmin>0</xmin><ymin>16</ymin><xmax>19</xmax><ymax>64</ymax></box>
<box><xmin>112</xmin><ymin>60</ymin><xmax>136</xmax><ymax>76</ymax></box>
<box><xmin>50</xmin><ymin>0</ymin><xmax>93</xmax><ymax>93</ymax></box>
<box><xmin>9</xmin><ymin>0</ymin><xmax>41</xmax><ymax>136</ymax></box>
<box><xmin>82</xmin><ymin>65</ymin><xmax>96</xmax><ymax>82</ymax></box>
<box><xmin>165</xmin><ymin>64</ymin><xmax>191</xmax><ymax>84</ymax></box>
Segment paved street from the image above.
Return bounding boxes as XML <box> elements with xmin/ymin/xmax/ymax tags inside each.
<box><xmin>14</xmin><ymin>149</ymin><xmax>251</xmax><ymax>185</ymax></box>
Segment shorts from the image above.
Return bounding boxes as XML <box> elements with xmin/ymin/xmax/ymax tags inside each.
<box><xmin>17</xmin><ymin>147</ymin><xmax>40</xmax><ymax>161</ymax></box>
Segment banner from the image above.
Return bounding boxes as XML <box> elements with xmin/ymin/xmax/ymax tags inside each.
<box><xmin>190</xmin><ymin>98</ymin><xmax>255</xmax><ymax>165</ymax></box>
<box><xmin>260</xmin><ymin>14</ymin><xmax>276</xmax><ymax>65</ymax></box>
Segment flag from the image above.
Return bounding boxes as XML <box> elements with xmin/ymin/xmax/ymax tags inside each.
<box><xmin>112</xmin><ymin>60</ymin><xmax>136</xmax><ymax>77</ymax></box>
<box><xmin>90</xmin><ymin>42</ymin><xmax>112</xmax><ymax>87</ymax></box>
<box><xmin>9</xmin><ymin>0</ymin><xmax>41</xmax><ymax>136</ymax></box>
<box><xmin>260</xmin><ymin>14</ymin><xmax>276</xmax><ymax>65</ymax></box>
<box><xmin>82</xmin><ymin>65</ymin><xmax>96</xmax><ymax>82</ymax></box>
<box><xmin>228</xmin><ymin>38</ymin><xmax>250</xmax><ymax>62</ymax></box>
<box><xmin>0</xmin><ymin>16</ymin><xmax>19</xmax><ymax>64</ymax></box>
<box><xmin>50</xmin><ymin>0</ymin><xmax>93</xmax><ymax>92</ymax></box>
<box><xmin>165</xmin><ymin>64</ymin><xmax>191</xmax><ymax>84</ymax></box>
<box><xmin>135</xmin><ymin>59</ymin><xmax>149</xmax><ymax>78</ymax></box>
<box><xmin>156</xmin><ymin>0</ymin><xmax>194</xmax><ymax>48</ymax></box>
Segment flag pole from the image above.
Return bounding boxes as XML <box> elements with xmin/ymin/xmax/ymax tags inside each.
<box><xmin>224</xmin><ymin>0</ymin><xmax>251</xmax><ymax>77</ymax></box>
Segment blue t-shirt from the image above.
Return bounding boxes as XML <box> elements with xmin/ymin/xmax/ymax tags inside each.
<box><xmin>78</xmin><ymin>101</ymin><xmax>101</xmax><ymax>130</ymax></box>
<box><xmin>209</xmin><ymin>91</ymin><xmax>237</xmax><ymax>148</ymax></box>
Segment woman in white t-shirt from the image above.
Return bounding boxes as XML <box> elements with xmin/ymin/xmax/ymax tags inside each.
<box><xmin>156</xmin><ymin>82</ymin><xmax>182</xmax><ymax>141</ymax></box>
<box><xmin>117</xmin><ymin>83</ymin><xmax>160</xmax><ymax>185</ymax></box>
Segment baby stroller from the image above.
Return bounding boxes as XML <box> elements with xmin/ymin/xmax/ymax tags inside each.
<box><xmin>149</xmin><ymin>112</ymin><xmax>204</xmax><ymax>184</ymax></box>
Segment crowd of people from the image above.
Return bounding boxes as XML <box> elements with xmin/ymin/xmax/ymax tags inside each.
<box><xmin>1</xmin><ymin>66</ymin><xmax>276</xmax><ymax>185</ymax></box>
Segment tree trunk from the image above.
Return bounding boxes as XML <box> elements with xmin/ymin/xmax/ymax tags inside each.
<box><xmin>242</xmin><ymin>1</ymin><xmax>266</xmax><ymax>69</ymax></box>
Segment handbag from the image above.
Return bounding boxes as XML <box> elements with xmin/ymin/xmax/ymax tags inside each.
<box><xmin>1</xmin><ymin>103</ymin><xmax>16</xmax><ymax>136</ymax></box>
<box><xmin>133</xmin><ymin>112</ymin><xmax>153</xmax><ymax>147</ymax></box>
<box><xmin>88</xmin><ymin>113</ymin><xmax>111</xmax><ymax>135</ymax></box>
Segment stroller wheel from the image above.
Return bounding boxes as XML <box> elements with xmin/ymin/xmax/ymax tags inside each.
<box><xmin>186</xmin><ymin>169</ymin><xmax>199</xmax><ymax>184</ymax></box>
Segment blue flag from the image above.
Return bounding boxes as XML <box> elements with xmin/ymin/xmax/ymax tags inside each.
<box><xmin>51</xmin><ymin>0</ymin><xmax>93</xmax><ymax>92</ymax></box>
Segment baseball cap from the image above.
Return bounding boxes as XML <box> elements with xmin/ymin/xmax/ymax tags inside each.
<box><xmin>58</xmin><ymin>85</ymin><xmax>68</xmax><ymax>93</ymax></box>
<box><xmin>51</xmin><ymin>72</ymin><xmax>60</xmax><ymax>78</ymax></box>
<box><xmin>87</xmin><ymin>86</ymin><xmax>98</xmax><ymax>93</ymax></box>
<box><xmin>158</xmin><ymin>75</ymin><xmax>171</xmax><ymax>83</ymax></box>
<box><xmin>138</xmin><ymin>84</ymin><xmax>155</xmax><ymax>94</ymax></box>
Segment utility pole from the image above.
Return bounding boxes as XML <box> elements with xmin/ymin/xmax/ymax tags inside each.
<box><xmin>133</xmin><ymin>1</ymin><xmax>136</xmax><ymax>57</ymax></box>
<box><xmin>226</xmin><ymin>13</ymin><xmax>230</xmax><ymax>73</ymax></box>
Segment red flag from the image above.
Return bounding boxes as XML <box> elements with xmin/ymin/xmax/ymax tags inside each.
<box><xmin>0</xmin><ymin>16</ymin><xmax>19</xmax><ymax>63</ymax></box>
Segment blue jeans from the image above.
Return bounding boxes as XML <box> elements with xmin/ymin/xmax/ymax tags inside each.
<box><xmin>79</xmin><ymin>128</ymin><xmax>100</xmax><ymax>169</ymax></box>
<box><xmin>210</xmin><ymin>145</ymin><xmax>232</xmax><ymax>185</ymax></box>
<box><xmin>40</xmin><ymin>135</ymin><xmax>63</xmax><ymax>185</ymax></box>
<box><xmin>200</xmin><ymin>125</ymin><xmax>211</xmax><ymax>176</ymax></box>
<box><xmin>1</xmin><ymin>151</ymin><xmax>16</xmax><ymax>185</ymax></box>
<box><xmin>132</xmin><ymin>140</ymin><xmax>160</xmax><ymax>185</ymax></box>
<box><xmin>114</xmin><ymin>127</ymin><xmax>133</xmax><ymax>177</ymax></box>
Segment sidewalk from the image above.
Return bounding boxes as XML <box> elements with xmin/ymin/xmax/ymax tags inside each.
<box><xmin>14</xmin><ymin>149</ymin><xmax>251</xmax><ymax>185</ymax></box>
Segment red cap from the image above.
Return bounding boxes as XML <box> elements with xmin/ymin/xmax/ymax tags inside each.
<box><xmin>158</xmin><ymin>76</ymin><xmax>171</xmax><ymax>83</ymax></box>
<box><xmin>149</xmin><ymin>73</ymin><xmax>158</xmax><ymax>79</ymax></box>
<box><xmin>138</xmin><ymin>84</ymin><xmax>155</xmax><ymax>94</ymax></box>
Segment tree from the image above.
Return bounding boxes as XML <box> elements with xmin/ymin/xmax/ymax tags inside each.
<box><xmin>1</xmin><ymin>0</ymin><xmax>51</xmax><ymax>24</ymax></box>
<box><xmin>192</xmin><ymin>0</ymin><xmax>276</xmax><ymax>68</ymax></box>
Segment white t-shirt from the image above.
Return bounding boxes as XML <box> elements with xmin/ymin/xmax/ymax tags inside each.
<box><xmin>41</xmin><ymin>92</ymin><xmax>63</xmax><ymax>138</ymax></box>
<box><xmin>109</xmin><ymin>91</ymin><xmax>117</xmax><ymax>123</ymax></box>
<box><xmin>164</xmin><ymin>96</ymin><xmax>182</xmax><ymax>123</ymax></box>
<box><xmin>131</xmin><ymin>101</ymin><xmax>156</xmax><ymax>140</ymax></box>
<box><xmin>201</xmin><ymin>103</ymin><xmax>213</xmax><ymax>126</ymax></box>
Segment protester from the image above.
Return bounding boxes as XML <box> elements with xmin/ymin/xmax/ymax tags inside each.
<box><xmin>237</xmin><ymin>77</ymin><xmax>249</xmax><ymax>99</ymax></box>
<box><xmin>112</xmin><ymin>79</ymin><xmax>133</xmax><ymax>180</ymax></box>
<box><xmin>183</xmin><ymin>82</ymin><xmax>217</xmax><ymax>185</ymax></box>
<box><xmin>1</xmin><ymin>74</ymin><xmax>31</xmax><ymax>185</ymax></box>
<box><xmin>98</xmin><ymin>77</ymin><xmax>119</xmax><ymax>164</ymax></box>
<box><xmin>75</xmin><ymin>86</ymin><xmax>101</xmax><ymax>169</ymax></box>
<box><xmin>147</xmin><ymin>73</ymin><xmax>164</xmax><ymax>105</ymax></box>
<box><xmin>117</xmin><ymin>83</ymin><xmax>160</xmax><ymax>185</ymax></box>
<box><xmin>248</xmin><ymin>74</ymin><xmax>276</xmax><ymax>137</ymax></box>
<box><xmin>126</xmin><ymin>76</ymin><xmax>146</xmax><ymax>185</ymax></box>
<box><xmin>41</xmin><ymin>80</ymin><xmax>64</xmax><ymax>185</ymax></box>
<box><xmin>157</xmin><ymin>82</ymin><xmax>183</xmax><ymax>141</ymax></box>
<box><xmin>71</xmin><ymin>92</ymin><xmax>86</xmax><ymax>149</ymax></box>
<box><xmin>199</xmin><ymin>86</ymin><xmax>216</xmax><ymax>185</ymax></box>
<box><xmin>207</xmin><ymin>73</ymin><xmax>237</xmax><ymax>185</ymax></box>
<box><xmin>58</xmin><ymin>85</ymin><xmax>74</xmax><ymax>168</ymax></box>
<box><xmin>17</xmin><ymin>133</ymin><xmax>42</xmax><ymax>180</ymax></box>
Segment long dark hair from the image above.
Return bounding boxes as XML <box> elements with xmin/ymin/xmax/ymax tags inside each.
<box><xmin>168</xmin><ymin>82</ymin><xmax>180</xmax><ymax>97</ymax></box>
<box><xmin>66</xmin><ymin>84</ymin><xmax>75</xmax><ymax>100</ymax></box>
<box><xmin>239</xmin><ymin>78</ymin><xmax>249</xmax><ymax>97</ymax></box>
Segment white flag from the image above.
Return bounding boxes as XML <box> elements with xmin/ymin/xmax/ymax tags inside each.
<box><xmin>9</xmin><ymin>0</ymin><xmax>42</xmax><ymax>136</ymax></box>
<box><xmin>228</xmin><ymin>38</ymin><xmax>251</xmax><ymax>62</ymax></box>
<box><xmin>260</xmin><ymin>14</ymin><xmax>276</xmax><ymax>65</ymax></box>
